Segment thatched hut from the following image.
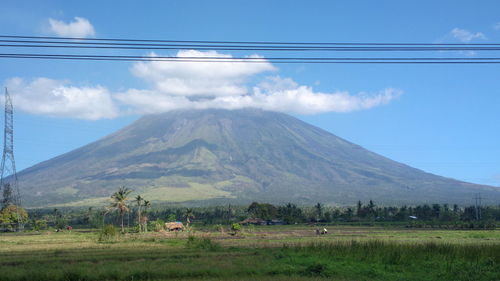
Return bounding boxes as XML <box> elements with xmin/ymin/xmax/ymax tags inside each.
<box><xmin>165</xmin><ymin>222</ymin><xmax>184</xmax><ymax>231</ymax></box>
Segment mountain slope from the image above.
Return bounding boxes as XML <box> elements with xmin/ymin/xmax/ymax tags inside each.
<box><xmin>18</xmin><ymin>109</ymin><xmax>500</xmax><ymax>207</ymax></box>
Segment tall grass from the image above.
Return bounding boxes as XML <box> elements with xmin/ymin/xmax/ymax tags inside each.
<box><xmin>0</xmin><ymin>229</ymin><xmax>499</xmax><ymax>281</ymax></box>
<box><xmin>186</xmin><ymin>235</ymin><xmax>221</xmax><ymax>251</ymax></box>
<box><xmin>290</xmin><ymin>240</ymin><xmax>500</xmax><ymax>263</ymax></box>
<box><xmin>1</xmin><ymin>240</ymin><xmax>498</xmax><ymax>281</ymax></box>
<box><xmin>274</xmin><ymin>240</ymin><xmax>500</xmax><ymax>280</ymax></box>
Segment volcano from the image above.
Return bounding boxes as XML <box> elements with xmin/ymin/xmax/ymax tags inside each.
<box><xmin>18</xmin><ymin>109</ymin><xmax>500</xmax><ymax>207</ymax></box>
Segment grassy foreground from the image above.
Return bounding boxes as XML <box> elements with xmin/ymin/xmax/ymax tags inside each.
<box><xmin>0</xmin><ymin>225</ymin><xmax>499</xmax><ymax>281</ymax></box>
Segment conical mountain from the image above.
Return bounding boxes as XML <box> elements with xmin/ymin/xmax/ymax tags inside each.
<box><xmin>18</xmin><ymin>109</ymin><xmax>500</xmax><ymax>207</ymax></box>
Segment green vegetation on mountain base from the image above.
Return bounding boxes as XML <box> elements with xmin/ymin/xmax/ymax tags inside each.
<box><xmin>140</xmin><ymin>182</ymin><xmax>235</xmax><ymax>202</ymax></box>
<box><xmin>50</xmin><ymin>181</ymin><xmax>236</xmax><ymax>207</ymax></box>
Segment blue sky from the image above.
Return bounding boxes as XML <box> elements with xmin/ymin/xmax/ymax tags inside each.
<box><xmin>0</xmin><ymin>0</ymin><xmax>499</xmax><ymax>187</ymax></box>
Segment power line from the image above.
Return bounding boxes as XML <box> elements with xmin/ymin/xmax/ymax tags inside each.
<box><xmin>1</xmin><ymin>53</ymin><xmax>500</xmax><ymax>63</ymax></box>
<box><xmin>1</xmin><ymin>35</ymin><xmax>500</xmax><ymax>46</ymax></box>
<box><xmin>3</xmin><ymin>43</ymin><xmax>500</xmax><ymax>52</ymax></box>
<box><xmin>1</xmin><ymin>35</ymin><xmax>500</xmax><ymax>63</ymax></box>
<box><xmin>2</xmin><ymin>39</ymin><xmax>500</xmax><ymax>49</ymax></box>
<box><xmin>1</xmin><ymin>37</ymin><xmax>500</xmax><ymax>51</ymax></box>
<box><xmin>3</xmin><ymin>53</ymin><xmax>500</xmax><ymax>60</ymax></box>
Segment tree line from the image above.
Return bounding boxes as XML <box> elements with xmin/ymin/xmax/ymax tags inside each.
<box><xmin>24</xmin><ymin>196</ymin><xmax>500</xmax><ymax>231</ymax></box>
<box><xmin>2</xmin><ymin>185</ymin><xmax>499</xmax><ymax>231</ymax></box>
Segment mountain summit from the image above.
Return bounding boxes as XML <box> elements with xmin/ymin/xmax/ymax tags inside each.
<box><xmin>18</xmin><ymin>109</ymin><xmax>500</xmax><ymax>207</ymax></box>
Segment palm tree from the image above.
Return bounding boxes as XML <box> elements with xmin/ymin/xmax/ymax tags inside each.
<box><xmin>184</xmin><ymin>208</ymin><xmax>194</xmax><ymax>228</ymax></box>
<box><xmin>315</xmin><ymin>202</ymin><xmax>323</xmax><ymax>222</ymax></box>
<box><xmin>142</xmin><ymin>200</ymin><xmax>151</xmax><ymax>232</ymax></box>
<box><xmin>135</xmin><ymin>195</ymin><xmax>143</xmax><ymax>232</ymax></box>
<box><xmin>110</xmin><ymin>186</ymin><xmax>132</xmax><ymax>233</ymax></box>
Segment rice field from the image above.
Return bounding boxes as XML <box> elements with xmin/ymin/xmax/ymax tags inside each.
<box><xmin>0</xmin><ymin>225</ymin><xmax>499</xmax><ymax>281</ymax></box>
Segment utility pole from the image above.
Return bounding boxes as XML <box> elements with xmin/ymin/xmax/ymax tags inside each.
<box><xmin>473</xmin><ymin>193</ymin><xmax>482</xmax><ymax>221</ymax></box>
<box><xmin>0</xmin><ymin>88</ymin><xmax>23</xmax><ymax>231</ymax></box>
<box><xmin>478</xmin><ymin>193</ymin><xmax>482</xmax><ymax>220</ymax></box>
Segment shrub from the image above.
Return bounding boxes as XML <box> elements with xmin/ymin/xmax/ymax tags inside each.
<box><xmin>231</xmin><ymin>223</ymin><xmax>241</xmax><ymax>232</ymax></box>
<box><xmin>98</xmin><ymin>224</ymin><xmax>118</xmax><ymax>242</ymax></box>
<box><xmin>186</xmin><ymin>236</ymin><xmax>221</xmax><ymax>251</ymax></box>
<box><xmin>214</xmin><ymin>224</ymin><xmax>225</xmax><ymax>233</ymax></box>
<box><xmin>154</xmin><ymin>218</ymin><xmax>165</xmax><ymax>232</ymax></box>
<box><xmin>0</xmin><ymin>204</ymin><xmax>28</xmax><ymax>225</ymax></box>
<box><xmin>303</xmin><ymin>262</ymin><xmax>328</xmax><ymax>277</ymax></box>
<box><xmin>33</xmin><ymin>219</ymin><xmax>48</xmax><ymax>231</ymax></box>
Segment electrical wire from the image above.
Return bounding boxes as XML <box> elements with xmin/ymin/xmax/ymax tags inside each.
<box><xmin>1</xmin><ymin>34</ymin><xmax>500</xmax><ymax>46</ymax></box>
<box><xmin>2</xmin><ymin>43</ymin><xmax>500</xmax><ymax>52</ymax></box>
<box><xmin>3</xmin><ymin>53</ymin><xmax>500</xmax><ymax>60</ymax></box>
<box><xmin>1</xmin><ymin>53</ymin><xmax>500</xmax><ymax>63</ymax></box>
<box><xmin>1</xmin><ymin>35</ymin><xmax>500</xmax><ymax>63</ymax></box>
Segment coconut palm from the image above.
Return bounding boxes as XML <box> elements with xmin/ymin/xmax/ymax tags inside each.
<box><xmin>109</xmin><ymin>186</ymin><xmax>132</xmax><ymax>233</ymax></box>
<box><xmin>135</xmin><ymin>195</ymin><xmax>143</xmax><ymax>232</ymax></box>
<box><xmin>184</xmin><ymin>208</ymin><xmax>195</xmax><ymax>228</ymax></box>
<box><xmin>142</xmin><ymin>200</ymin><xmax>151</xmax><ymax>232</ymax></box>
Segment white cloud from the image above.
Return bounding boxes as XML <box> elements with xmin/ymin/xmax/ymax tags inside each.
<box><xmin>5</xmin><ymin>77</ymin><xmax>118</xmax><ymax>120</ymax></box>
<box><xmin>6</xmin><ymin>50</ymin><xmax>402</xmax><ymax>119</ymax></box>
<box><xmin>121</xmin><ymin>51</ymin><xmax>401</xmax><ymax>114</ymax></box>
<box><xmin>131</xmin><ymin>50</ymin><xmax>276</xmax><ymax>96</ymax></box>
<box><xmin>116</xmin><ymin>76</ymin><xmax>402</xmax><ymax>115</ymax></box>
<box><xmin>115</xmin><ymin>89</ymin><xmax>192</xmax><ymax>115</ymax></box>
<box><xmin>48</xmin><ymin>17</ymin><xmax>95</xmax><ymax>38</ymax></box>
<box><xmin>450</xmin><ymin>28</ymin><xmax>486</xmax><ymax>42</ymax></box>
<box><xmin>251</xmin><ymin>77</ymin><xmax>402</xmax><ymax>114</ymax></box>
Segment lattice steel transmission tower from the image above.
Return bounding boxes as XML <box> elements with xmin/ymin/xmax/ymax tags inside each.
<box><xmin>0</xmin><ymin>87</ymin><xmax>23</xmax><ymax>230</ymax></box>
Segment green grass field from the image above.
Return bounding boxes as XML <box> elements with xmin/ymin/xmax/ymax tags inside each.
<box><xmin>1</xmin><ymin>225</ymin><xmax>499</xmax><ymax>281</ymax></box>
